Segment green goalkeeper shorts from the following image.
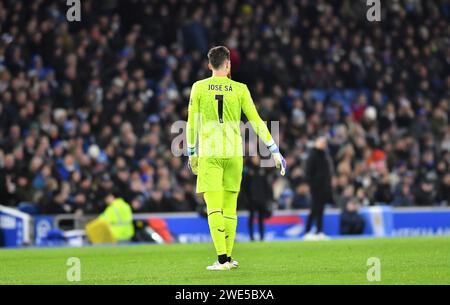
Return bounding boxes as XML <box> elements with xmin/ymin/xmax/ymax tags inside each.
<box><xmin>196</xmin><ymin>157</ymin><xmax>243</xmax><ymax>193</ymax></box>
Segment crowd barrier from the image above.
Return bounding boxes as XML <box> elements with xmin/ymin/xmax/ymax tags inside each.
<box><xmin>1</xmin><ymin>205</ymin><xmax>450</xmax><ymax>247</ymax></box>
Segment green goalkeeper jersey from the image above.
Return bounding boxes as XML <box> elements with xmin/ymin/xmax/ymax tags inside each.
<box><xmin>187</xmin><ymin>76</ymin><xmax>274</xmax><ymax>158</ymax></box>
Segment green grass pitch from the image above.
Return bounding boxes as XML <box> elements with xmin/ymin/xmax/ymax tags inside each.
<box><xmin>1</xmin><ymin>236</ymin><xmax>449</xmax><ymax>284</ymax></box>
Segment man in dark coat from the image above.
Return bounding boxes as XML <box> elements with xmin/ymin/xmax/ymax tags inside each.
<box><xmin>242</xmin><ymin>156</ymin><xmax>273</xmax><ymax>241</ymax></box>
<box><xmin>304</xmin><ymin>137</ymin><xmax>334</xmax><ymax>240</ymax></box>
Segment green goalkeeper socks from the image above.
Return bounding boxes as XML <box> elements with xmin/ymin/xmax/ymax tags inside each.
<box><xmin>223</xmin><ymin>191</ymin><xmax>238</xmax><ymax>257</ymax></box>
<box><xmin>204</xmin><ymin>192</ymin><xmax>227</xmax><ymax>256</ymax></box>
<box><xmin>204</xmin><ymin>191</ymin><xmax>239</xmax><ymax>259</ymax></box>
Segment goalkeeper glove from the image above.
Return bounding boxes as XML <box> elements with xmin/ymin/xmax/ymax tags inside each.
<box><xmin>268</xmin><ymin>142</ymin><xmax>286</xmax><ymax>176</ymax></box>
<box><xmin>187</xmin><ymin>147</ymin><xmax>198</xmax><ymax>175</ymax></box>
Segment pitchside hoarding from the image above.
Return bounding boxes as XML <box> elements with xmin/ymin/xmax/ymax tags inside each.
<box><xmin>0</xmin><ymin>205</ymin><xmax>32</xmax><ymax>247</ymax></box>
<box><xmin>134</xmin><ymin>206</ymin><xmax>450</xmax><ymax>243</ymax></box>
<box><xmin>2</xmin><ymin>205</ymin><xmax>450</xmax><ymax>247</ymax></box>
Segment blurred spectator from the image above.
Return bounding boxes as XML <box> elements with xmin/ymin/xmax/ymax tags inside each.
<box><xmin>337</xmin><ymin>185</ymin><xmax>355</xmax><ymax>210</ymax></box>
<box><xmin>85</xmin><ymin>192</ymin><xmax>134</xmax><ymax>244</ymax></box>
<box><xmin>437</xmin><ymin>173</ymin><xmax>450</xmax><ymax>206</ymax></box>
<box><xmin>374</xmin><ymin>172</ymin><xmax>393</xmax><ymax>204</ymax></box>
<box><xmin>98</xmin><ymin>193</ymin><xmax>134</xmax><ymax>242</ymax></box>
<box><xmin>292</xmin><ymin>183</ymin><xmax>311</xmax><ymax>209</ymax></box>
<box><xmin>392</xmin><ymin>181</ymin><xmax>414</xmax><ymax>206</ymax></box>
<box><xmin>414</xmin><ymin>179</ymin><xmax>436</xmax><ymax>206</ymax></box>
<box><xmin>340</xmin><ymin>199</ymin><xmax>365</xmax><ymax>235</ymax></box>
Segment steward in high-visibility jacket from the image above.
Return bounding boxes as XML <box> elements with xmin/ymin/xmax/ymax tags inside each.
<box><xmin>99</xmin><ymin>196</ymin><xmax>135</xmax><ymax>241</ymax></box>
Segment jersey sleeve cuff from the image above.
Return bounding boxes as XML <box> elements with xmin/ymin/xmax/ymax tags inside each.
<box><xmin>266</xmin><ymin>139</ymin><xmax>280</xmax><ymax>153</ymax></box>
<box><xmin>187</xmin><ymin>146</ymin><xmax>196</xmax><ymax>156</ymax></box>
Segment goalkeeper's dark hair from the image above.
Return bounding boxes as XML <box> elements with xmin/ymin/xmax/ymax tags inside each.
<box><xmin>207</xmin><ymin>46</ymin><xmax>230</xmax><ymax>69</ymax></box>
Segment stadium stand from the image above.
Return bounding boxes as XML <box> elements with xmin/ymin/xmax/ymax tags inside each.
<box><xmin>0</xmin><ymin>0</ymin><xmax>449</xmax><ymax>216</ymax></box>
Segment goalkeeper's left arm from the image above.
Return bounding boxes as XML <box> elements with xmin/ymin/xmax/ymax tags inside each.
<box><xmin>241</xmin><ymin>85</ymin><xmax>286</xmax><ymax>176</ymax></box>
<box><xmin>186</xmin><ymin>82</ymin><xmax>199</xmax><ymax>174</ymax></box>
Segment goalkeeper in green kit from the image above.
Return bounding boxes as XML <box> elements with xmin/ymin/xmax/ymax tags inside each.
<box><xmin>186</xmin><ymin>46</ymin><xmax>286</xmax><ymax>270</ymax></box>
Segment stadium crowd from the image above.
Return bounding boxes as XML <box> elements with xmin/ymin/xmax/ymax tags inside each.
<box><xmin>0</xmin><ymin>0</ymin><xmax>449</xmax><ymax>215</ymax></box>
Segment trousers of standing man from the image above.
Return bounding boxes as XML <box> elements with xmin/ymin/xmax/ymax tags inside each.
<box><xmin>242</xmin><ymin>159</ymin><xmax>273</xmax><ymax>241</ymax></box>
<box><xmin>305</xmin><ymin>188</ymin><xmax>328</xmax><ymax>233</ymax></box>
<box><xmin>304</xmin><ymin>146</ymin><xmax>334</xmax><ymax>234</ymax></box>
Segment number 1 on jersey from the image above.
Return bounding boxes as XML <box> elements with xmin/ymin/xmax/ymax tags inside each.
<box><xmin>215</xmin><ymin>94</ymin><xmax>224</xmax><ymax>123</ymax></box>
